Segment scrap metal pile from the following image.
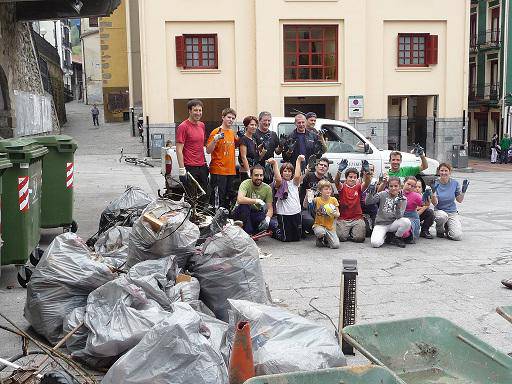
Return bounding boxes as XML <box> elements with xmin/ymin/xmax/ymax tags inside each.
<box><xmin>7</xmin><ymin>187</ymin><xmax>346</xmax><ymax>384</ymax></box>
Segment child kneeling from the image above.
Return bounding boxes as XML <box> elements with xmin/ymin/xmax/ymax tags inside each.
<box><xmin>309</xmin><ymin>179</ymin><xmax>340</xmax><ymax>248</ymax></box>
<box><xmin>365</xmin><ymin>176</ymin><xmax>411</xmax><ymax>248</ymax></box>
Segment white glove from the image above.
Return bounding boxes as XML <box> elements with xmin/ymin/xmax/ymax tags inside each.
<box><xmin>265</xmin><ymin>216</ymin><xmax>271</xmax><ymax>225</ymax></box>
<box><xmin>254</xmin><ymin>198</ymin><xmax>265</xmax><ymax>207</ymax></box>
<box><xmin>214</xmin><ymin>132</ymin><xmax>224</xmax><ymax>141</ymax></box>
<box><xmin>178</xmin><ymin>167</ymin><xmax>187</xmax><ymax>176</ymax></box>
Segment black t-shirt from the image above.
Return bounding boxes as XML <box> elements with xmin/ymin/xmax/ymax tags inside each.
<box><xmin>238</xmin><ymin>135</ymin><xmax>259</xmax><ymax>168</ymax></box>
<box><xmin>299</xmin><ymin>172</ymin><xmax>326</xmax><ymax>206</ymax></box>
<box><xmin>254</xmin><ymin>129</ymin><xmax>280</xmax><ymax>165</ymax></box>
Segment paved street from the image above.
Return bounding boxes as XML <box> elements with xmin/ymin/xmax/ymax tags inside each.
<box><xmin>1</xmin><ymin>101</ymin><xmax>511</xmax><ymax>365</ymax></box>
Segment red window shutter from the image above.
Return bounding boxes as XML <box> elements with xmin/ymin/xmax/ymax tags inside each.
<box><xmin>426</xmin><ymin>35</ymin><xmax>438</xmax><ymax>65</ymax></box>
<box><xmin>175</xmin><ymin>36</ymin><xmax>185</xmax><ymax>67</ymax></box>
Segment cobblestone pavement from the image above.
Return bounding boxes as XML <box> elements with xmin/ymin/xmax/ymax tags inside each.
<box><xmin>1</xmin><ymin>101</ymin><xmax>511</xmax><ymax>365</ymax></box>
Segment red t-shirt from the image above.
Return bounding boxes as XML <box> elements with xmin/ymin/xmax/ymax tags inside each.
<box><xmin>176</xmin><ymin>119</ymin><xmax>206</xmax><ymax>166</ymax></box>
<box><xmin>337</xmin><ymin>182</ymin><xmax>363</xmax><ymax>220</ymax></box>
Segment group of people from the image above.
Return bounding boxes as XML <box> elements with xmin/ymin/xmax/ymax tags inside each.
<box><xmin>490</xmin><ymin>133</ymin><xmax>511</xmax><ymax>164</ymax></box>
<box><xmin>174</xmin><ymin>99</ymin><xmax>469</xmax><ymax>248</ymax></box>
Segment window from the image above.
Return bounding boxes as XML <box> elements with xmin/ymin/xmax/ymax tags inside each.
<box><xmin>397</xmin><ymin>33</ymin><xmax>438</xmax><ymax>67</ymax></box>
<box><xmin>276</xmin><ymin>123</ymin><xmax>364</xmax><ymax>153</ymax></box>
<box><xmin>89</xmin><ymin>17</ymin><xmax>98</xmax><ymax>27</ymax></box>
<box><xmin>490</xmin><ymin>7</ymin><xmax>500</xmax><ymax>44</ymax></box>
<box><xmin>283</xmin><ymin>25</ymin><xmax>337</xmax><ymax>81</ymax></box>
<box><xmin>470</xmin><ymin>13</ymin><xmax>477</xmax><ymax>48</ymax></box>
<box><xmin>175</xmin><ymin>34</ymin><xmax>218</xmax><ymax>69</ymax></box>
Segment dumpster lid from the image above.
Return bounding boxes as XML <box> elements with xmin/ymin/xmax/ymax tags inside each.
<box><xmin>0</xmin><ymin>138</ymin><xmax>49</xmax><ymax>163</ymax></box>
<box><xmin>0</xmin><ymin>153</ymin><xmax>12</xmax><ymax>170</ymax></box>
<box><xmin>32</xmin><ymin>135</ymin><xmax>77</xmax><ymax>152</ymax></box>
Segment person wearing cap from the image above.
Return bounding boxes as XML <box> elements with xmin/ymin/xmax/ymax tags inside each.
<box><xmin>305</xmin><ymin>112</ymin><xmax>327</xmax><ymax>152</ymax></box>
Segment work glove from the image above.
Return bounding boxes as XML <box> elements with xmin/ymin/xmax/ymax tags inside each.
<box><xmin>214</xmin><ymin>132</ymin><xmax>224</xmax><ymax>141</ymax></box>
<box><xmin>462</xmin><ymin>179</ymin><xmax>470</xmax><ymax>193</ymax></box>
<box><xmin>323</xmin><ymin>203</ymin><xmax>337</xmax><ymax>217</ymax></box>
<box><xmin>326</xmin><ymin>173</ymin><xmax>334</xmax><ymax>183</ymax></box>
<box><xmin>338</xmin><ymin>159</ymin><xmax>349</xmax><ymax>174</ymax></box>
<box><xmin>237</xmin><ymin>128</ymin><xmax>245</xmax><ymax>138</ymax></box>
<box><xmin>413</xmin><ymin>143</ymin><xmax>425</xmax><ymax>157</ymax></box>
<box><xmin>422</xmin><ymin>187</ymin><xmax>432</xmax><ymax>202</ymax></box>
<box><xmin>361</xmin><ymin>160</ymin><xmax>370</xmax><ymax>174</ymax></box>
<box><xmin>307</xmin><ymin>154</ymin><xmax>317</xmax><ymax>171</ymax></box>
<box><xmin>366</xmin><ymin>182</ymin><xmax>377</xmax><ymax>195</ymax></box>
<box><xmin>394</xmin><ymin>191</ymin><xmax>406</xmax><ymax>205</ymax></box>
<box><xmin>254</xmin><ymin>199</ymin><xmax>266</xmax><ymax>210</ymax></box>
<box><xmin>178</xmin><ymin>167</ymin><xmax>188</xmax><ymax>185</ymax></box>
<box><xmin>279</xmin><ymin>134</ymin><xmax>288</xmax><ymax>149</ymax></box>
<box><xmin>431</xmin><ymin>182</ymin><xmax>439</xmax><ymax>194</ymax></box>
<box><xmin>257</xmin><ymin>216</ymin><xmax>271</xmax><ymax>232</ymax></box>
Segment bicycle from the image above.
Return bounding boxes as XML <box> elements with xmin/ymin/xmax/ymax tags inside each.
<box><xmin>119</xmin><ymin>148</ymin><xmax>154</xmax><ymax>167</ymax></box>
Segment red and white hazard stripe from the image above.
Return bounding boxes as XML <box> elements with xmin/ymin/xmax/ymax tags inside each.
<box><xmin>66</xmin><ymin>162</ymin><xmax>74</xmax><ymax>189</ymax></box>
<box><xmin>18</xmin><ymin>176</ymin><xmax>29</xmax><ymax>212</ymax></box>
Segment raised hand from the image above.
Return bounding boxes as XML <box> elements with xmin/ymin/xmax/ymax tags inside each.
<box><xmin>431</xmin><ymin>182</ymin><xmax>439</xmax><ymax>194</ymax></box>
<box><xmin>366</xmin><ymin>182</ymin><xmax>376</xmax><ymax>195</ymax></box>
<box><xmin>324</xmin><ymin>203</ymin><xmax>337</xmax><ymax>217</ymax></box>
<box><xmin>213</xmin><ymin>132</ymin><xmax>224</xmax><ymax>141</ymax></box>
<box><xmin>279</xmin><ymin>134</ymin><xmax>287</xmax><ymax>148</ymax></box>
<box><xmin>236</xmin><ymin>128</ymin><xmax>245</xmax><ymax>138</ymax></box>
<box><xmin>462</xmin><ymin>179</ymin><xmax>470</xmax><ymax>193</ymax></box>
<box><xmin>297</xmin><ymin>154</ymin><xmax>306</xmax><ymax>163</ymax></box>
<box><xmin>338</xmin><ymin>159</ymin><xmax>349</xmax><ymax>173</ymax></box>
<box><xmin>307</xmin><ymin>154</ymin><xmax>317</xmax><ymax>171</ymax></box>
<box><xmin>422</xmin><ymin>188</ymin><xmax>432</xmax><ymax>202</ymax></box>
<box><xmin>396</xmin><ymin>190</ymin><xmax>406</xmax><ymax>202</ymax></box>
<box><xmin>413</xmin><ymin>143</ymin><xmax>425</xmax><ymax>157</ymax></box>
<box><xmin>361</xmin><ymin>160</ymin><xmax>370</xmax><ymax>174</ymax></box>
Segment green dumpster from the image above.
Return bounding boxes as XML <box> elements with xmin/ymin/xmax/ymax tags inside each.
<box><xmin>243</xmin><ymin>366</ymin><xmax>406</xmax><ymax>384</ymax></box>
<box><xmin>0</xmin><ymin>153</ymin><xmax>13</xmax><ymax>256</ymax></box>
<box><xmin>0</xmin><ymin>139</ymin><xmax>48</xmax><ymax>266</ymax></box>
<box><xmin>32</xmin><ymin>135</ymin><xmax>77</xmax><ymax>231</ymax></box>
<box><xmin>343</xmin><ymin>317</ymin><xmax>512</xmax><ymax>384</ymax></box>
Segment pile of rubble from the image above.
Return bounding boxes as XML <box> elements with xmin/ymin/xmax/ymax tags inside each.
<box><xmin>22</xmin><ymin>187</ymin><xmax>347</xmax><ymax>383</ymax></box>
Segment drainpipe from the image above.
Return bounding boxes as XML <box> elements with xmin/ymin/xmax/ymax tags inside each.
<box><xmin>501</xmin><ymin>0</ymin><xmax>510</xmax><ymax>135</ymax></box>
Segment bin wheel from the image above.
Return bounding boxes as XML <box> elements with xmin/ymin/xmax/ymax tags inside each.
<box><xmin>71</xmin><ymin>220</ymin><xmax>78</xmax><ymax>233</ymax></box>
<box><xmin>40</xmin><ymin>371</ymin><xmax>74</xmax><ymax>384</ymax></box>
<box><xmin>29</xmin><ymin>247</ymin><xmax>43</xmax><ymax>266</ymax></box>
<box><xmin>17</xmin><ymin>266</ymin><xmax>32</xmax><ymax>288</ymax></box>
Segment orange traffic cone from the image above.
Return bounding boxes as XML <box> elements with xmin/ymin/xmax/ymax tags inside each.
<box><xmin>228</xmin><ymin>321</ymin><xmax>255</xmax><ymax>384</ymax></box>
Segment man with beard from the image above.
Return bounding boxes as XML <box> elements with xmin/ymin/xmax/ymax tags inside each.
<box><xmin>300</xmin><ymin>156</ymin><xmax>330</xmax><ymax>235</ymax></box>
<box><xmin>232</xmin><ymin>165</ymin><xmax>275</xmax><ymax>235</ymax></box>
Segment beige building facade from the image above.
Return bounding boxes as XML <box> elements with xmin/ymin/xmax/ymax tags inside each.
<box><xmin>136</xmin><ymin>0</ymin><xmax>470</xmax><ymax>161</ymax></box>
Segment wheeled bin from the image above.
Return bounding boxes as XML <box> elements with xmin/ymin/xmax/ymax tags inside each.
<box><xmin>0</xmin><ymin>153</ymin><xmax>12</xmax><ymax>258</ymax></box>
<box><xmin>243</xmin><ymin>366</ymin><xmax>406</xmax><ymax>384</ymax></box>
<box><xmin>0</xmin><ymin>139</ymin><xmax>48</xmax><ymax>268</ymax></box>
<box><xmin>32</xmin><ymin>135</ymin><xmax>77</xmax><ymax>232</ymax></box>
<box><xmin>343</xmin><ymin>316</ymin><xmax>512</xmax><ymax>384</ymax></box>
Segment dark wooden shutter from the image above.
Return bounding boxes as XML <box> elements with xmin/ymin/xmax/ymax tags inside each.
<box><xmin>175</xmin><ymin>36</ymin><xmax>185</xmax><ymax>67</ymax></box>
<box><xmin>426</xmin><ymin>34</ymin><xmax>438</xmax><ymax>65</ymax></box>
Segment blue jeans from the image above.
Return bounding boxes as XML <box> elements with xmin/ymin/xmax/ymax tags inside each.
<box><xmin>404</xmin><ymin>210</ymin><xmax>420</xmax><ymax>239</ymax></box>
<box><xmin>232</xmin><ymin>204</ymin><xmax>276</xmax><ymax>235</ymax></box>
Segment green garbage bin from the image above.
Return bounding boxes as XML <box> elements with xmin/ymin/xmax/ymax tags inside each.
<box><xmin>0</xmin><ymin>153</ymin><xmax>13</xmax><ymax>257</ymax></box>
<box><xmin>0</xmin><ymin>139</ymin><xmax>48</xmax><ymax>267</ymax></box>
<box><xmin>33</xmin><ymin>135</ymin><xmax>78</xmax><ymax>231</ymax></box>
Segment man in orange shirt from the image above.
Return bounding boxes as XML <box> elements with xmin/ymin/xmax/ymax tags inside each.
<box><xmin>206</xmin><ymin>108</ymin><xmax>238</xmax><ymax>209</ymax></box>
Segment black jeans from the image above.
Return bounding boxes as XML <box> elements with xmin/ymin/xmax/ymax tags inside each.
<box><xmin>92</xmin><ymin>115</ymin><xmax>99</xmax><ymax>125</ymax></box>
<box><xmin>209</xmin><ymin>174</ymin><xmax>235</xmax><ymax>210</ymax></box>
<box><xmin>420</xmin><ymin>208</ymin><xmax>434</xmax><ymax>232</ymax></box>
<box><xmin>185</xmin><ymin>164</ymin><xmax>209</xmax><ymax>210</ymax></box>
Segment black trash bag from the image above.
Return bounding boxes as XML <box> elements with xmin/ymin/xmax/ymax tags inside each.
<box><xmin>102</xmin><ymin>302</ymin><xmax>228</xmax><ymax>384</ymax></box>
<box><xmin>24</xmin><ymin>233</ymin><xmax>117</xmax><ymax>344</ymax></box>
<box><xmin>226</xmin><ymin>299</ymin><xmax>347</xmax><ymax>375</ymax></box>
<box><xmin>127</xmin><ymin>199</ymin><xmax>200</xmax><ymax>269</ymax></box>
<box><xmin>190</xmin><ymin>225</ymin><xmax>268</xmax><ymax>322</ymax></box>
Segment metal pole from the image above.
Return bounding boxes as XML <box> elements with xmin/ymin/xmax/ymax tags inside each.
<box><xmin>146</xmin><ymin>115</ymin><xmax>150</xmax><ymax>157</ymax></box>
<box><xmin>130</xmin><ymin>107</ymin><xmax>135</xmax><ymax>137</ymax></box>
<box><xmin>501</xmin><ymin>0</ymin><xmax>510</xmax><ymax>135</ymax></box>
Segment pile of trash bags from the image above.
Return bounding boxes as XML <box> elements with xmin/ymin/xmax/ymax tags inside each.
<box><xmin>23</xmin><ymin>187</ymin><xmax>346</xmax><ymax>383</ymax></box>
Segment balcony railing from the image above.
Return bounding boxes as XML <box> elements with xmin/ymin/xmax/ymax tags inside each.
<box><xmin>469</xmin><ymin>83</ymin><xmax>501</xmax><ymax>102</ymax></box>
<box><xmin>479</xmin><ymin>29</ymin><xmax>500</xmax><ymax>48</ymax></box>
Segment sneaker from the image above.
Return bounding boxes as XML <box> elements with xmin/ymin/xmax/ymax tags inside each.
<box><xmin>316</xmin><ymin>236</ymin><xmax>325</xmax><ymax>247</ymax></box>
<box><xmin>390</xmin><ymin>235</ymin><xmax>406</xmax><ymax>248</ymax></box>
<box><xmin>420</xmin><ymin>230</ymin><xmax>433</xmax><ymax>239</ymax></box>
<box><xmin>233</xmin><ymin>220</ymin><xmax>243</xmax><ymax>228</ymax></box>
<box><xmin>404</xmin><ymin>233</ymin><xmax>415</xmax><ymax>244</ymax></box>
<box><xmin>501</xmin><ymin>279</ymin><xmax>512</xmax><ymax>289</ymax></box>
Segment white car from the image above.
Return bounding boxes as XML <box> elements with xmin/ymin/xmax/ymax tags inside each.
<box><xmin>162</xmin><ymin>117</ymin><xmax>439</xmax><ymax>187</ymax></box>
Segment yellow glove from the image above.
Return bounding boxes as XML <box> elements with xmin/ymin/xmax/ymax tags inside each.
<box><xmin>323</xmin><ymin>203</ymin><xmax>337</xmax><ymax>217</ymax></box>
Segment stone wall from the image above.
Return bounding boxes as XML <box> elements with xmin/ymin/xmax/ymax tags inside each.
<box><xmin>0</xmin><ymin>4</ymin><xmax>59</xmax><ymax>138</ymax></box>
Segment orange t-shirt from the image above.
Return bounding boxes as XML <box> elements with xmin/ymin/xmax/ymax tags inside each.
<box><xmin>207</xmin><ymin>127</ymin><xmax>237</xmax><ymax>175</ymax></box>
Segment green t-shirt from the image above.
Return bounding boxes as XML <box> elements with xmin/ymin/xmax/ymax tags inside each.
<box><xmin>500</xmin><ymin>137</ymin><xmax>511</xmax><ymax>151</ymax></box>
<box><xmin>388</xmin><ymin>166</ymin><xmax>420</xmax><ymax>179</ymax></box>
<box><xmin>238</xmin><ymin>179</ymin><xmax>273</xmax><ymax>208</ymax></box>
